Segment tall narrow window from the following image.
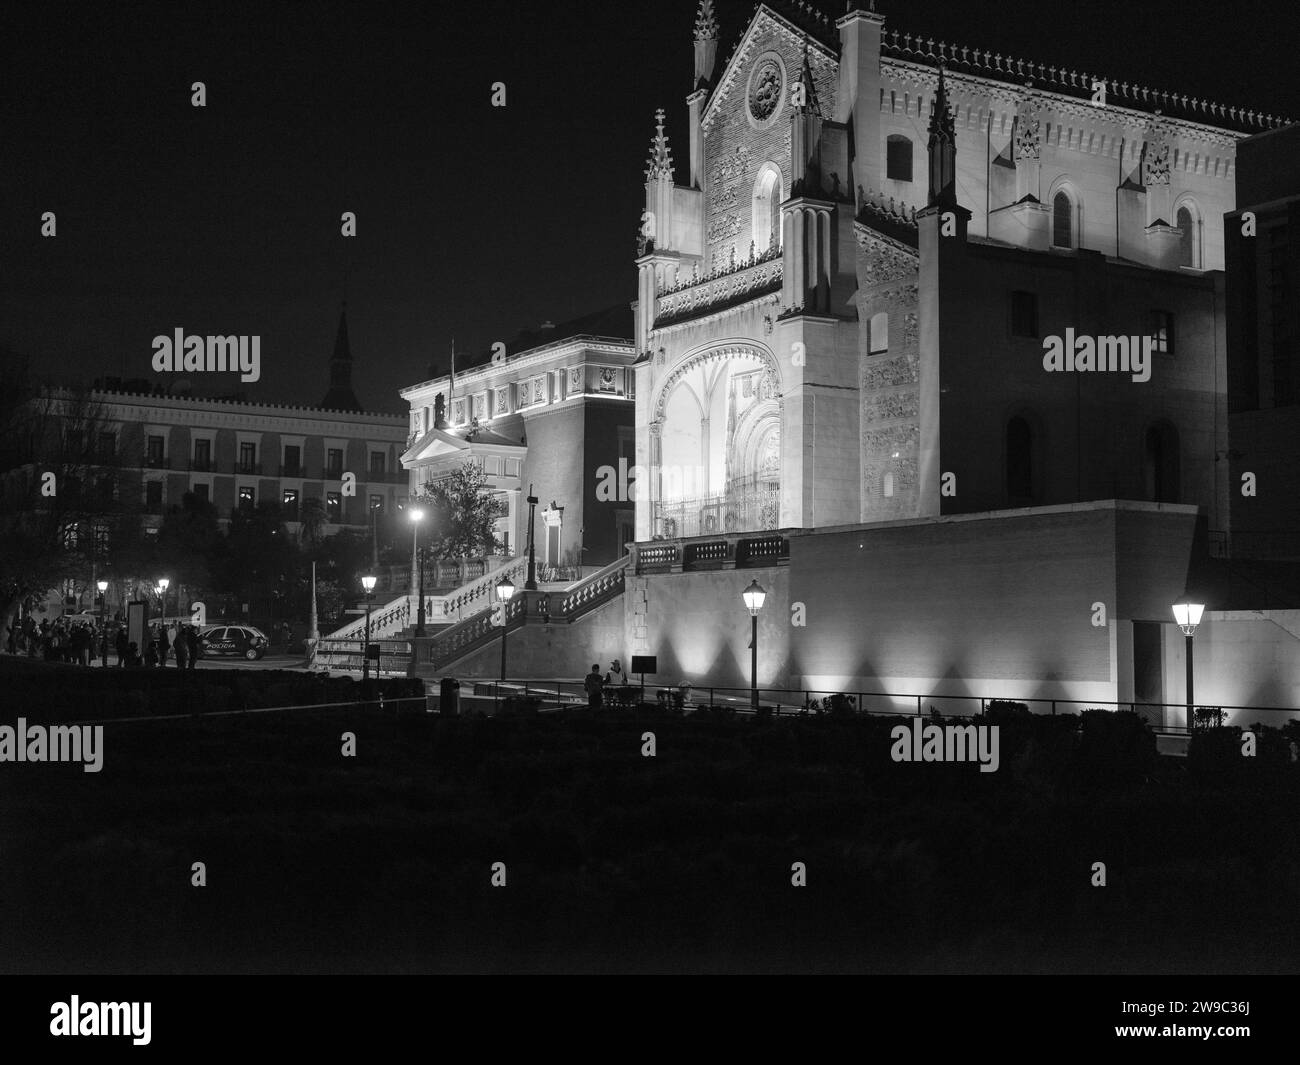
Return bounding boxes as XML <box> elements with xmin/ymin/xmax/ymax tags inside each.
<box><xmin>193</xmin><ymin>438</ymin><xmax>211</xmax><ymax>471</ymax></box>
<box><xmin>238</xmin><ymin>441</ymin><xmax>257</xmax><ymax>473</ymax></box>
<box><xmin>326</xmin><ymin>448</ymin><xmax>343</xmax><ymax>477</ymax></box>
<box><xmin>886</xmin><ymin>135</ymin><xmax>913</xmax><ymax>182</ymax></box>
<box><xmin>1176</xmin><ymin>205</ymin><xmax>1194</xmax><ymax>267</ymax></box>
<box><xmin>1144</xmin><ymin>422</ymin><xmax>1180</xmax><ymax>503</ymax></box>
<box><xmin>1010</xmin><ymin>291</ymin><xmax>1039</xmax><ymax>338</ymax></box>
<box><xmin>1006</xmin><ymin>416</ymin><xmax>1034</xmax><ymax>504</ymax></box>
<box><xmin>752</xmin><ymin>164</ymin><xmax>782</xmax><ymax>253</ymax></box>
<box><xmin>1052</xmin><ymin>190</ymin><xmax>1073</xmax><ymax>248</ymax></box>
<box><xmin>1148</xmin><ymin>310</ymin><xmax>1175</xmax><ymax>355</ymax></box>
<box><xmin>869</xmin><ymin>312</ymin><xmax>889</xmax><ymax>355</ymax></box>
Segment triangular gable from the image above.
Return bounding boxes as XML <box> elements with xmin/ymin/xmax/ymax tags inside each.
<box><xmin>700</xmin><ymin>4</ymin><xmax>838</xmax><ymax>133</ymax></box>
<box><xmin>400</xmin><ymin>427</ymin><xmax>470</xmax><ymax>466</ymax></box>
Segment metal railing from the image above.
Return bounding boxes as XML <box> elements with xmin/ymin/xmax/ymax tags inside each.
<box><xmin>311</xmin><ymin>637</ymin><xmax>412</xmax><ymax>675</ymax></box>
<box><xmin>653</xmin><ymin>487</ymin><xmax>780</xmax><ymax>539</ymax></box>
<box><xmin>428</xmin><ymin>680</ymin><xmax>1300</xmax><ymax>731</ymax></box>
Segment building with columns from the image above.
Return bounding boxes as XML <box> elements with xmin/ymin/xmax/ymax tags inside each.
<box><xmin>399</xmin><ymin>308</ymin><xmax>637</xmax><ymax>572</ymax></box>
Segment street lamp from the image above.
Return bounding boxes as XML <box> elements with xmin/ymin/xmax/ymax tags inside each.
<box><xmin>361</xmin><ymin>574</ymin><xmax>377</xmax><ymax>688</ymax></box>
<box><xmin>1172</xmin><ymin>599</ymin><xmax>1205</xmax><ymax>733</ymax></box>
<box><xmin>409</xmin><ymin>506</ymin><xmax>427</xmax><ymax>637</ymax></box>
<box><xmin>524</xmin><ymin>486</ymin><xmax>539</xmax><ymax>590</ymax></box>
<box><xmin>96</xmin><ymin>579</ymin><xmax>109</xmax><ymax>667</ymax></box>
<box><xmin>742</xmin><ymin>579</ymin><xmax>766</xmax><ymax>712</ymax></box>
<box><xmin>158</xmin><ymin>577</ymin><xmax>170</xmax><ymax>620</ymax></box>
<box><xmin>496</xmin><ymin>575</ymin><xmax>515</xmax><ymax>683</ymax></box>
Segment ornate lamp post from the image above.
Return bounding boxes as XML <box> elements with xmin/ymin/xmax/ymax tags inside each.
<box><xmin>1172</xmin><ymin>599</ymin><xmax>1205</xmax><ymax>733</ymax></box>
<box><xmin>496</xmin><ymin>575</ymin><xmax>515</xmax><ymax>682</ymax></box>
<box><xmin>96</xmin><ymin>579</ymin><xmax>109</xmax><ymax>667</ymax></box>
<box><xmin>524</xmin><ymin>485</ymin><xmax>539</xmax><ymax>590</ymax></box>
<box><xmin>361</xmin><ymin>574</ymin><xmax>377</xmax><ymax>687</ymax></box>
<box><xmin>409</xmin><ymin>506</ymin><xmax>427</xmax><ymax>637</ymax></box>
<box><xmin>158</xmin><ymin>577</ymin><xmax>170</xmax><ymax>620</ymax></box>
<box><xmin>742</xmin><ymin>579</ymin><xmax>766</xmax><ymax>712</ymax></box>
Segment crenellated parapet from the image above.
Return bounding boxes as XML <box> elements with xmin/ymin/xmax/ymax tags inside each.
<box><xmin>879</xmin><ymin>30</ymin><xmax>1291</xmax><ymax>133</ymax></box>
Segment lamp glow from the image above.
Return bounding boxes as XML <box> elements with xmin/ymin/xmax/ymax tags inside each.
<box><xmin>496</xmin><ymin>576</ymin><xmax>515</xmax><ymax>602</ymax></box>
<box><xmin>742</xmin><ymin>579</ymin><xmax>766</xmax><ymax>615</ymax></box>
<box><xmin>361</xmin><ymin>575</ymin><xmax>377</xmax><ymax>592</ymax></box>
<box><xmin>1172</xmin><ymin>600</ymin><xmax>1205</xmax><ymax>635</ymax></box>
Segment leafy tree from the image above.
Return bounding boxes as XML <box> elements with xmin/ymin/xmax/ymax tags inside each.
<box><xmin>155</xmin><ymin>491</ymin><xmax>222</xmax><ymax>600</ymax></box>
<box><xmin>298</xmin><ymin>496</ymin><xmax>328</xmax><ymax>548</ymax></box>
<box><xmin>413</xmin><ymin>459</ymin><xmax>508</xmax><ymax>560</ymax></box>
<box><xmin>0</xmin><ymin>362</ymin><xmax>143</xmax><ymax>628</ymax></box>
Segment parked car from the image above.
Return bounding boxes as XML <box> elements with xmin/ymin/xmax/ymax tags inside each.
<box><xmin>198</xmin><ymin>624</ymin><xmax>269</xmax><ymax>661</ymax></box>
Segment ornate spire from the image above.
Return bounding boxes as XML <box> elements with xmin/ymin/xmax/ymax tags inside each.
<box><xmin>927</xmin><ymin>65</ymin><xmax>958</xmax><ymax>207</ymax></box>
<box><xmin>794</xmin><ymin>36</ymin><xmax>821</xmax><ymax>116</ymax></box>
<box><xmin>645</xmin><ymin>109</ymin><xmax>674</xmax><ymax>180</ymax></box>
<box><xmin>693</xmin><ymin>0</ymin><xmax>718</xmax><ymax>41</ymax></box>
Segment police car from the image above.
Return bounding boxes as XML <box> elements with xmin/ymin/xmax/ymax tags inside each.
<box><xmin>197</xmin><ymin>624</ymin><xmax>269</xmax><ymax>661</ymax></box>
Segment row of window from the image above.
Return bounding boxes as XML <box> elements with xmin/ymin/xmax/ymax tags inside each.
<box><xmin>143</xmin><ymin>480</ymin><xmax>396</xmax><ymax>523</ymax></box>
<box><xmin>883</xmin><ymin>134</ymin><xmax>1202</xmax><ymax>268</ymax></box>
<box><xmin>418</xmin><ymin>367</ymin><xmax>627</xmax><ymax>436</ymax></box>
<box><xmin>130</xmin><ymin>436</ymin><xmax>388</xmax><ymax>478</ymax></box>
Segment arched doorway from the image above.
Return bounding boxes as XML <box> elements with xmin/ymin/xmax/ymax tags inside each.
<box><xmin>651</xmin><ymin>346</ymin><xmax>782</xmax><ymax>537</ymax></box>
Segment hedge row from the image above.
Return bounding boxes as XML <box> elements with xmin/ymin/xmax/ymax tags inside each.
<box><xmin>0</xmin><ymin>657</ymin><xmax>424</xmax><ymax>721</ymax></box>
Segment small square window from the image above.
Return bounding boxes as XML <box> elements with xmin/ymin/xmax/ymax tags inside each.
<box><xmin>1148</xmin><ymin>310</ymin><xmax>1175</xmax><ymax>355</ymax></box>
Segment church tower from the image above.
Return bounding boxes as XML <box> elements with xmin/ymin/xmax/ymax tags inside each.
<box><xmin>320</xmin><ymin>305</ymin><xmax>363</xmax><ymax>411</ymax></box>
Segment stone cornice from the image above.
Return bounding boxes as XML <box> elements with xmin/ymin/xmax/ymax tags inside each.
<box><xmin>400</xmin><ymin>337</ymin><xmax>636</xmax><ymax>398</ymax></box>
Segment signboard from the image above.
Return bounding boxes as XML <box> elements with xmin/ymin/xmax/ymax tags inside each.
<box><xmin>630</xmin><ymin>655</ymin><xmax>656</xmax><ymax>674</ymax></box>
<box><xmin>127</xmin><ymin>601</ymin><xmax>147</xmax><ymax>658</ymax></box>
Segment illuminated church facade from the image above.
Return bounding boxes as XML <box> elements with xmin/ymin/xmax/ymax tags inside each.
<box><xmin>613</xmin><ymin>0</ymin><xmax>1300</xmax><ymax>715</ymax></box>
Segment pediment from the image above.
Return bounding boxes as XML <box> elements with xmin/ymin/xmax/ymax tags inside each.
<box><xmin>700</xmin><ymin>5</ymin><xmax>837</xmax><ymax>134</ymax></box>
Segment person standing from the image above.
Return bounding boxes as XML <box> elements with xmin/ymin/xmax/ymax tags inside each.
<box><xmin>115</xmin><ymin>628</ymin><xmax>129</xmax><ymax>668</ymax></box>
<box><xmin>156</xmin><ymin>624</ymin><xmax>169</xmax><ymax>668</ymax></box>
<box><xmin>173</xmin><ymin>624</ymin><xmax>189</xmax><ymax>670</ymax></box>
<box><xmin>185</xmin><ymin>625</ymin><xmax>199</xmax><ymax>669</ymax></box>
<box><xmin>584</xmin><ymin>663</ymin><xmax>605</xmax><ymax>710</ymax></box>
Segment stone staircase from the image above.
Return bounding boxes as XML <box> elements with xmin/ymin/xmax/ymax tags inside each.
<box><xmin>410</xmin><ymin>554</ymin><xmax>630</xmax><ymax>677</ymax></box>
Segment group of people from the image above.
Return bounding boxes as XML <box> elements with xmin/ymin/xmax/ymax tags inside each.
<box><xmin>584</xmin><ymin>658</ymin><xmax>627</xmax><ymax>708</ymax></box>
<box><xmin>5</xmin><ymin>614</ymin><xmax>104</xmax><ymax>664</ymax></box>
<box><xmin>4</xmin><ymin>613</ymin><xmax>203</xmax><ymax>669</ymax></box>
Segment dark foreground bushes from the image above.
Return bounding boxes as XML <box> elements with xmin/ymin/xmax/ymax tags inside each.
<box><xmin>0</xmin><ymin>656</ymin><xmax>423</xmax><ymax>720</ymax></box>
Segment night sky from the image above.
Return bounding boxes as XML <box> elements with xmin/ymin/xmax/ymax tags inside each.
<box><xmin>4</xmin><ymin>0</ymin><xmax>1297</xmax><ymax>413</ymax></box>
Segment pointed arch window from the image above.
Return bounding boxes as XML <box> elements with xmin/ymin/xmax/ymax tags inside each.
<box><xmin>752</xmin><ymin>164</ymin><xmax>783</xmax><ymax>253</ymax></box>
<box><xmin>1052</xmin><ymin>189</ymin><xmax>1075</xmax><ymax>248</ymax></box>
<box><xmin>1176</xmin><ymin>204</ymin><xmax>1198</xmax><ymax>268</ymax></box>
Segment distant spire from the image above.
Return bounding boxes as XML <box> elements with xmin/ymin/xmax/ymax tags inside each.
<box><xmin>319</xmin><ymin>304</ymin><xmax>363</xmax><ymax>411</ymax></box>
<box><xmin>645</xmin><ymin>109</ymin><xmax>675</xmax><ymax>180</ymax></box>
